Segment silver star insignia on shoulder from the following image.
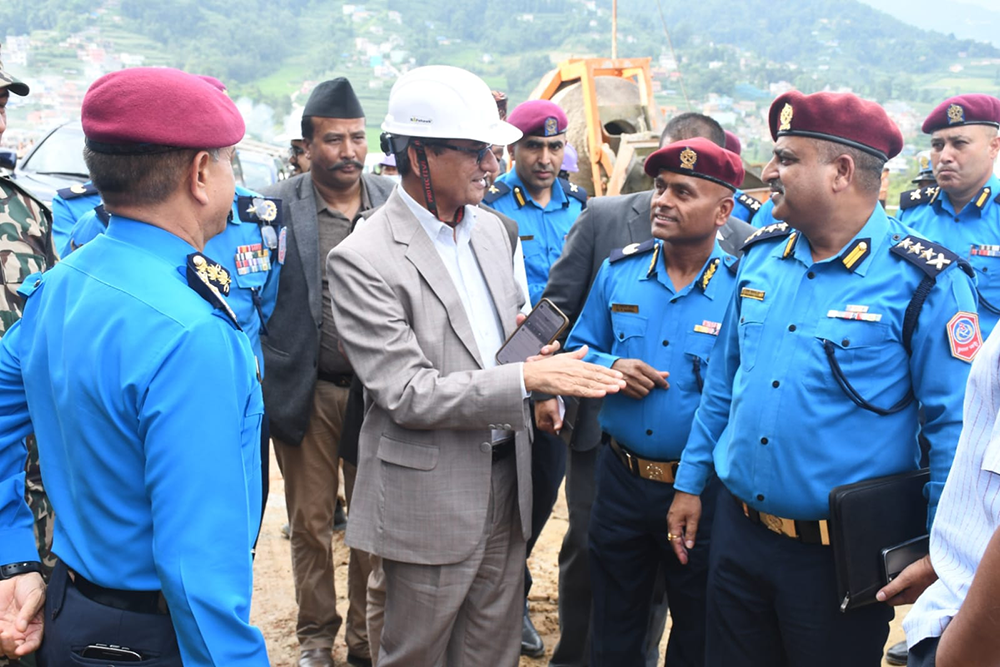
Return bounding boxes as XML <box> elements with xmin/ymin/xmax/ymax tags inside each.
<box><xmin>927</xmin><ymin>253</ymin><xmax>952</xmax><ymax>270</ymax></box>
<box><xmin>908</xmin><ymin>242</ymin><xmax>926</xmax><ymax>255</ymax></box>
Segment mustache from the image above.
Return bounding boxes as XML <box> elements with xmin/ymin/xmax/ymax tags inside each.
<box><xmin>768</xmin><ymin>179</ymin><xmax>785</xmax><ymax>195</ymax></box>
<box><xmin>327</xmin><ymin>159</ymin><xmax>364</xmax><ymax>172</ymax></box>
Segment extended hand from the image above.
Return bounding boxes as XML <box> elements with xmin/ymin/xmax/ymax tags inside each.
<box><xmin>876</xmin><ymin>554</ymin><xmax>937</xmax><ymax>605</ymax></box>
<box><xmin>0</xmin><ymin>572</ymin><xmax>45</xmax><ymax>659</ymax></box>
<box><xmin>535</xmin><ymin>398</ymin><xmax>562</xmax><ymax>434</ymax></box>
<box><xmin>611</xmin><ymin>358</ymin><xmax>669</xmax><ymax>399</ymax></box>
<box><xmin>666</xmin><ymin>491</ymin><xmax>702</xmax><ymax>565</ymax></box>
<box><xmin>523</xmin><ymin>346</ymin><xmax>625</xmax><ymax>398</ymax></box>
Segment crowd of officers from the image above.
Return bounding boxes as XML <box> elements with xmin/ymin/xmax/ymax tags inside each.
<box><xmin>2</xmin><ymin>40</ymin><xmax>1000</xmax><ymax>667</ymax></box>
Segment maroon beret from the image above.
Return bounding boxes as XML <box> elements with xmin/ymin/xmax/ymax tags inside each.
<box><xmin>507</xmin><ymin>100</ymin><xmax>568</xmax><ymax>137</ymax></box>
<box><xmin>768</xmin><ymin>90</ymin><xmax>903</xmax><ymax>161</ymax></box>
<box><xmin>922</xmin><ymin>94</ymin><xmax>1000</xmax><ymax>133</ymax></box>
<box><xmin>82</xmin><ymin>67</ymin><xmax>245</xmax><ymax>154</ymax></box>
<box><xmin>724</xmin><ymin>130</ymin><xmax>742</xmax><ymax>156</ymax></box>
<box><xmin>643</xmin><ymin>137</ymin><xmax>745</xmax><ymax>191</ymax></box>
<box><xmin>197</xmin><ymin>74</ymin><xmax>227</xmax><ymax>92</ymax></box>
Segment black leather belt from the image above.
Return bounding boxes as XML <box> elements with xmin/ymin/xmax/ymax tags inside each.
<box><xmin>318</xmin><ymin>371</ymin><xmax>353</xmax><ymax>388</ymax></box>
<box><xmin>606</xmin><ymin>436</ymin><xmax>679</xmax><ymax>484</ymax></box>
<box><xmin>736</xmin><ymin>495</ymin><xmax>831</xmax><ymax>546</ymax></box>
<box><xmin>69</xmin><ymin>569</ymin><xmax>169</xmax><ymax>615</ymax></box>
<box><xmin>491</xmin><ymin>437</ymin><xmax>515</xmax><ymax>463</ymax></box>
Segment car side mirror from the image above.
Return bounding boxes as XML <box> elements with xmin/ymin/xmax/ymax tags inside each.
<box><xmin>0</xmin><ymin>148</ymin><xmax>16</xmax><ymax>171</ymax></box>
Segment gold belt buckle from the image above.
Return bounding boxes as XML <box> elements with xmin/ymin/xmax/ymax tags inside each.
<box><xmin>644</xmin><ymin>462</ymin><xmax>664</xmax><ymax>481</ymax></box>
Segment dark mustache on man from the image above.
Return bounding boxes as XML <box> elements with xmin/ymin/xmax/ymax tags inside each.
<box><xmin>327</xmin><ymin>158</ymin><xmax>364</xmax><ymax>172</ymax></box>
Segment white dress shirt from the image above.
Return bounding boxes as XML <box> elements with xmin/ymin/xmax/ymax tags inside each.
<box><xmin>903</xmin><ymin>326</ymin><xmax>1000</xmax><ymax>647</ymax></box>
<box><xmin>399</xmin><ymin>187</ymin><xmax>527</xmax><ymax>440</ymax></box>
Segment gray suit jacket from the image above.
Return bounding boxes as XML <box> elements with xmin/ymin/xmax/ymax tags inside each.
<box><xmin>259</xmin><ymin>171</ymin><xmax>395</xmax><ymax>445</ymax></box>
<box><xmin>329</xmin><ymin>190</ymin><xmax>533</xmax><ymax>565</ymax></box>
<box><xmin>541</xmin><ymin>189</ymin><xmax>754</xmax><ymax>451</ymax></box>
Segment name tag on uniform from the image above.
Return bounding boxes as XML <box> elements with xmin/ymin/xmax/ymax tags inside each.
<box><xmin>611</xmin><ymin>303</ymin><xmax>639</xmax><ymax>313</ymax></box>
<box><xmin>827</xmin><ymin>304</ymin><xmax>882</xmax><ymax>322</ymax></box>
<box><xmin>693</xmin><ymin>320</ymin><xmax>721</xmax><ymax>335</ymax></box>
<box><xmin>519</xmin><ymin>235</ymin><xmax>535</xmax><ymax>242</ymax></box>
<box><xmin>971</xmin><ymin>244</ymin><xmax>1000</xmax><ymax>257</ymax></box>
<box><xmin>234</xmin><ymin>243</ymin><xmax>272</xmax><ymax>275</ymax></box>
<box><xmin>740</xmin><ymin>287</ymin><xmax>765</xmax><ymax>301</ymax></box>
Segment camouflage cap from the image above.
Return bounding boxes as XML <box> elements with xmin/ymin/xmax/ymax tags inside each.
<box><xmin>0</xmin><ymin>43</ymin><xmax>29</xmax><ymax>96</ymax></box>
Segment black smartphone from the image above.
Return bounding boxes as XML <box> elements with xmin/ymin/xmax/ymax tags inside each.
<box><xmin>496</xmin><ymin>298</ymin><xmax>570</xmax><ymax>365</ymax></box>
<box><xmin>881</xmin><ymin>534</ymin><xmax>930</xmax><ymax>583</ymax></box>
<box><xmin>80</xmin><ymin>644</ymin><xmax>144</xmax><ymax>662</ymax></box>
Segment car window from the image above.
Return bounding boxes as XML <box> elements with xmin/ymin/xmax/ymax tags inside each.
<box><xmin>23</xmin><ymin>125</ymin><xmax>88</xmax><ymax>176</ymax></box>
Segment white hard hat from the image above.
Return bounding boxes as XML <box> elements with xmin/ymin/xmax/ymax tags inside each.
<box><xmin>382</xmin><ymin>66</ymin><xmax>522</xmax><ymax>146</ymax></box>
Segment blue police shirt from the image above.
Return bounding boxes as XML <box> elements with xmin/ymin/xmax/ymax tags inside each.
<box><xmin>674</xmin><ymin>207</ymin><xmax>977</xmax><ymax>528</ymax></box>
<box><xmin>898</xmin><ymin>175</ymin><xmax>1000</xmax><ymax>337</ymax></box>
<box><xmin>567</xmin><ymin>240</ymin><xmax>737</xmax><ymax>460</ymax></box>
<box><xmin>63</xmin><ymin>185</ymin><xmax>281</xmax><ymax>374</ymax></box>
<box><xmin>50</xmin><ymin>181</ymin><xmax>101</xmax><ymax>256</ymax></box>
<box><xmin>750</xmin><ymin>196</ymin><xmax>778</xmax><ymax>229</ymax></box>
<box><xmin>731</xmin><ymin>189</ymin><xmax>763</xmax><ymax>224</ymax></box>
<box><xmin>487</xmin><ymin>171</ymin><xmax>585</xmax><ymax>305</ymax></box>
<box><xmin>0</xmin><ymin>217</ymin><xmax>268</xmax><ymax>665</ymax></box>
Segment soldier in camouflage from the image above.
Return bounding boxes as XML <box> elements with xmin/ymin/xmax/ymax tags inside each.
<box><xmin>1</xmin><ymin>44</ymin><xmax>55</xmax><ymax>667</ymax></box>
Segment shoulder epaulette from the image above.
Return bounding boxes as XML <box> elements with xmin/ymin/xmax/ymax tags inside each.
<box><xmin>609</xmin><ymin>238</ymin><xmax>656</xmax><ymax>263</ymax></box>
<box><xmin>186</xmin><ymin>252</ymin><xmax>241</xmax><ymax>330</ymax></box>
<box><xmin>237</xmin><ymin>195</ymin><xmax>282</xmax><ymax>226</ymax></box>
<box><xmin>740</xmin><ymin>222</ymin><xmax>792</xmax><ymax>251</ymax></box>
<box><xmin>482</xmin><ymin>180</ymin><xmax>510</xmax><ymax>205</ymax></box>
<box><xmin>736</xmin><ymin>192</ymin><xmax>762</xmax><ymax>220</ymax></box>
<box><xmin>94</xmin><ymin>204</ymin><xmax>110</xmax><ymax>226</ymax></box>
<box><xmin>16</xmin><ymin>272</ymin><xmax>44</xmax><ymax>300</ymax></box>
<box><xmin>995</xmin><ymin>191</ymin><xmax>1000</xmax><ymax>204</ymax></box>
<box><xmin>560</xmin><ymin>178</ymin><xmax>588</xmax><ymax>208</ymax></box>
<box><xmin>724</xmin><ymin>254</ymin><xmax>739</xmax><ymax>275</ymax></box>
<box><xmin>55</xmin><ymin>182</ymin><xmax>98</xmax><ymax>200</ymax></box>
<box><xmin>890</xmin><ymin>235</ymin><xmax>960</xmax><ymax>278</ymax></box>
<box><xmin>899</xmin><ymin>186</ymin><xmax>940</xmax><ymax>211</ymax></box>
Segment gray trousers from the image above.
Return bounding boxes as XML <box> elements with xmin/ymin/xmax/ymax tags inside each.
<box><xmin>373</xmin><ymin>455</ymin><xmax>525</xmax><ymax>667</ymax></box>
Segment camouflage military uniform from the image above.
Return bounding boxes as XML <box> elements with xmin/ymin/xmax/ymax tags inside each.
<box><xmin>0</xmin><ymin>177</ymin><xmax>55</xmax><ymax>667</ymax></box>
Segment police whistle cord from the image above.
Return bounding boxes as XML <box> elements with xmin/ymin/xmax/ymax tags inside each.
<box><xmin>412</xmin><ymin>140</ymin><xmax>464</xmax><ymax>225</ymax></box>
<box><xmin>823</xmin><ymin>339</ymin><xmax>914</xmax><ymax>416</ymax></box>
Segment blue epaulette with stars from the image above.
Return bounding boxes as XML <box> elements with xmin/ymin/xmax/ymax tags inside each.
<box><xmin>736</xmin><ymin>192</ymin><xmax>762</xmax><ymax>220</ymax></box>
<box><xmin>609</xmin><ymin>238</ymin><xmax>656</xmax><ymax>263</ymax></box>
<box><xmin>482</xmin><ymin>180</ymin><xmax>510</xmax><ymax>205</ymax></box>
<box><xmin>560</xmin><ymin>177</ymin><xmax>588</xmax><ymax>209</ymax></box>
<box><xmin>890</xmin><ymin>235</ymin><xmax>961</xmax><ymax>279</ymax></box>
<box><xmin>899</xmin><ymin>186</ymin><xmax>941</xmax><ymax>211</ymax></box>
<box><xmin>237</xmin><ymin>195</ymin><xmax>282</xmax><ymax>226</ymax></box>
<box><xmin>740</xmin><ymin>222</ymin><xmax>792</xmax><ymax>251</ymax></box>
<box><xmin>55</xmin><ymin>182</ymin><xmax>98</xmax><ymax>200</ymax></box>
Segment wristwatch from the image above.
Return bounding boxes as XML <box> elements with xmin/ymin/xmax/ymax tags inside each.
<box><xmin>0</xmin><ymin>561</ymin><xmax>43</xmax><ymax>580</ymax></box>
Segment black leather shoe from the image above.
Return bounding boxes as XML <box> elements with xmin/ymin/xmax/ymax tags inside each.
<box><xmin>334</xmin><ymin>500</ymin><xmax>348</xmax><ymax>532</ymax></box>
<box><xmin>346</xmin><ymin>654</ymin><xmax>373</xmax><ymax>667</ymax></box>
<box><xmin>885</xmin><ymin>640</ymin><xmax>908</xmax><ymax>665</ymax></box>
<box><xmin>521</xmin><ymin>600</ymin><xmax>545</xmax><ymax>657</ymax></box>
<box><xmin>298</xmin><ymin>647</ymin><xmax>335</xmax><ymax>667</ymax></box>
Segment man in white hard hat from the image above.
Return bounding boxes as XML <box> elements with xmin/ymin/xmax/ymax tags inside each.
<box><xmin>328</xmin><ymin>65</ymin><xmax>626</xmax><ymax>667</ymax></box>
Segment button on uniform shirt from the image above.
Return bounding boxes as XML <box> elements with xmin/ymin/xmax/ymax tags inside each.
<box><xmin>674</xmin><ymin>207</ymin><xmax>976</xmax><ymax>526</ymax></box>
<box><xmin>489</xmin><ymin>171</ymin><xmax>585</xmax><ymax>306</ymax></box>
<box><xmin>399</xmin><ymin>187</ymin><xmax>526</xmax><ymax>440</ymax></box>
<box><xmin>62</xmin><ymin>185</ymin><xmax>282</xmax><ymax>377</ymax></box>
<box><xmin>903</xmin><ymin>318</ymin><xmax>1000</xmax><ymax>648</ymax></box>
<box><xmin>317</xmin><ymin>180</ymin><xmax>372</xmax><ymax>376</ymax></box>
<box><xmin>0</xmin><ymin>217</ymin><xmax>268</xmax><ymax>665</ymax></box>
<box><xmin>566</xmin><ymin>241</ymin><xmax>736</xmax><ymax>460</ymax></box>
<box><xmin>898</xmin><ymin>174</ymin><xmax>1000</xmax><ymax>337</ymax></box>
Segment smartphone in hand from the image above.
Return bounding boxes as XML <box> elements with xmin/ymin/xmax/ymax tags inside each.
<box><xmin>496</xmin><ymin>298</ymin><xmax>569</xmax><ymax>365</ymax></box>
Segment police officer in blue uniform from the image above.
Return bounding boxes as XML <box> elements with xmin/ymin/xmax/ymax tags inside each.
<box><xmin>50</xmin><ymin>181</ymin><xmax>100</xmax><ymax>255</ymax></box>
<box><xmin>667</xmin><ymin>90</ymin><xmax>978</xmax><ymax>667</ymax></box>
<box><xmin>568</xmin><ymin>138</ymin><xmax>743</xmax><ymax>666</ymax></box>
<box><xmin>897</xmin><ymin>94</ymin><xmax>1000</xmax><ymax>337</ymax></box>
<box><xmin>485</xmin><ymin>99</ymin><xmax>587</xmax><ymax>306</ymax></box>
<box><xmin>482</xmin><ymin>98</ymin><xmax>588</xmax><ymax>657</ymax></box>
<box><xmin>0</xmin><ymin>67</ymin><xmax>270</xmax><ymax>666</ymax></box>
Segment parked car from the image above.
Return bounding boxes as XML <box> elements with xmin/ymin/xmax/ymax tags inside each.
<box><xmin>10</xmin><ymin>121</ymin><xmax>89</xmax><ymax>205</ymax></box>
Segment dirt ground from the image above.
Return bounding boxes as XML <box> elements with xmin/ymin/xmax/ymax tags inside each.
<box><xmin>251</xmin><ymin>446</ymin><xmax>909</xmax><ymax>666</ymax></box>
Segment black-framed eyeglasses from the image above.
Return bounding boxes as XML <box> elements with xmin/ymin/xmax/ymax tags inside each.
<box><xmin>426</xmin><ymin>141</ymin><xmax>493</xmax><ymax>164</ymax></box>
